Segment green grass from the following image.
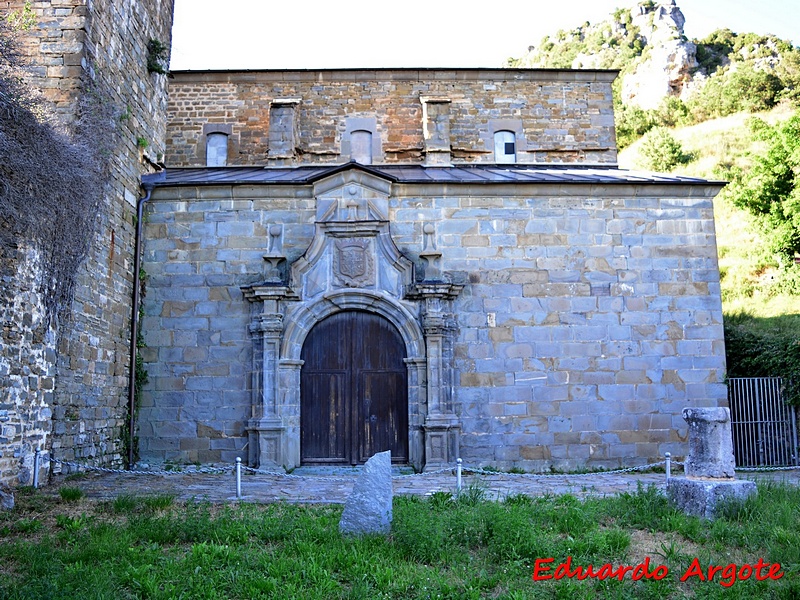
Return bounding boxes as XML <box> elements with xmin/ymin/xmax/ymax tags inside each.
<box><xmin>0</xmin><ymin>484</ymin><xmax>797</xmax><ymax>599</ymax></box>
<box><xmin>58</xmin><ymin>486</ymin><xmax>85</xmax><ymax>502</ymax></box>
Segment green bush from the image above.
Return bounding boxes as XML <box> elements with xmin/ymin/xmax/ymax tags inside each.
<box><xmin>724</xmin><ymin>311</ymin><xmax>800</xmax><ymax>403</ymax></box>
<box><xmin>58</xmin><ymin>486</ymin><xmax>85</xmax><ymax>502</ymax></box>
<box><xmin>724</xmin><ymin>114</ymin><xmax>800</xmax><ymax>261</ymax></box>
<box><xmin>616</xmin><ymin>103</ymin><xmax>657</xmax><ymax>149</ymax></box>
<box><xmin>635</xmin><ymin>127</ymin><xmax>689</xmax><ymax>171</ymax></box>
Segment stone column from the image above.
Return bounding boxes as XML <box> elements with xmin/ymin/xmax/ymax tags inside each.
<box><xmin>278</xmin><ymin>358</ymin><xmax>304</xmax><ymax>469</ymax></box>
<box><xmin>682</xmin><ymin>407</ymin><xmax>736</xmax><ymax>478</ymax></box>
<box><xmin>246</xmin><ymin>311</ymin><xmax>284</xmax><ymax>468</ymax></box>
<box><xmin>421</xmin><ymin>97</ymin><xmax>452</xmax><ymax>166</ymax></box>
<box><xmin>241</xmin><ymin>280</ymin><xmax>298</xmax><ymax>469</ymax></box>
<box><xmin>667</xmin><ymin>407</ymin><xmax>756</xmax><ymax>519</ymax></box>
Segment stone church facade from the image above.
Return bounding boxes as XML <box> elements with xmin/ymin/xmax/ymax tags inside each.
<box><xmin>139</xmin><ymin>68</ymin><xmax>727</xmax><ymax>472</ymax></box>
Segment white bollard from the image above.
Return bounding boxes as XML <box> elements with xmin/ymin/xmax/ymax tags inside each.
<box><xmin>456</xmin><ymin>458</ymin><xmax>462</xmax><ymax>493</ymax></box>
<box><xmin>33</xmin><ymin>449</ymin><xmax>40</xmax><ymax>489</ymax></box>
<box><xmin>665</xmin><ymin>452</ymin><xmax>671</xmax><ymax>484</ymax></box>
<box><xmin>235</xmin><ymin>457</ymin><xmax>242</xmax><ymax>499</ymax></box>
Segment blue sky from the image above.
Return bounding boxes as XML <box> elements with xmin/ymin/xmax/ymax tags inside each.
<box><xmin>170</xmin><ymin>0</ymin><xmax>799</xmax><ymax>71</ymax></box>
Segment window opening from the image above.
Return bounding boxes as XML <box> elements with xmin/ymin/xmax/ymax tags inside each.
<box><xmin>494</xmin><ymin>130</ymin><xmax>516</xmax><ymax>163</ymax></box>
<box><xmin>350</xmin><ymin>130</ymin><xmax>373</xmax><ymax>164</ymax></box>
<box><xmin>206</xmin><ymin>132</ymin><xmax>228</xmax><ymax>167</ymax></box>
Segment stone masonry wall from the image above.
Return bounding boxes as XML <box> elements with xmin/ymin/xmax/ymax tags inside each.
<box><xmin>140</xmin><ymin>180</ymin><xmax>726</xmax><ymax>470</ymax></box>
<box><xmin>395</xmin><ymin>183</ymin><xmax>726</xmax><ymax>469</ymax></box>
<box><xmin>0</xmin><ymin>247</ymin><xmax>54</xmax><ymax>485</ymax></box>
<box><xmin>0</xmin><ymin>0</ymin><xmax>174</xmax><ymax>482</ymax></box>
<box><xmin>165</xmin><ymin>70</ymin><xmax>618</xmax><ymax>168</ymax></box>
<box><xmin>50</xmin><ymin>0</ymin><xmax>174</xmax><ymax>468</ymax></box>
<box><xmin>138</xmin><ymin>187</ymin><xmax>317</xmax><ymax>463</ymax></box>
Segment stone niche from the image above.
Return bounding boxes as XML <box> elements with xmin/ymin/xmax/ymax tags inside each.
<box><xmin>242</xmin><ymin>167</ymin><xmax>462</xmax><ymax>472</ymax></box>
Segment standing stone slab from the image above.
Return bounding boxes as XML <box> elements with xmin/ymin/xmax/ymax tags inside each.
<box><xmin>339</xmin><ymin>451</ymin><xmax>393</xmax><ymax>536</ymax></box>
<box><xmin>682</xmin><ymin>407</ymin><xmax>735</xmax><ymax>478</ymax></box>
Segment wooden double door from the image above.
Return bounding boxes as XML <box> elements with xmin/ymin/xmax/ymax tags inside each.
<box><xmin>300</xmin><ymin>311</ymin><xmax>408</xmax><ymax>465</ymax></box>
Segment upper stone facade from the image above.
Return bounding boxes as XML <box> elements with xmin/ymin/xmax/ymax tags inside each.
<box><xmin>165</xmin><ymin>69</ymin><xmax>619</xmax><ymax>168</ymax></box>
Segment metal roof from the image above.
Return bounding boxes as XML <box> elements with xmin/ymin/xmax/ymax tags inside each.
<box><xmin>142</xmin><ymin>163</ymin><xmax>725</xmax><ymax>188</ymax></box>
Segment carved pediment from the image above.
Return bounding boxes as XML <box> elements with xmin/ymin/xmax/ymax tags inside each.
<box><xmin>313</xmin><ymin>167</ymin><xmax>391</xmax><ymax>222</ymax></box>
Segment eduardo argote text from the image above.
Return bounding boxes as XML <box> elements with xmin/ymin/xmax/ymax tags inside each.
<box><xmin>532</xmin><ymin>556</ymin><xmax>784</xmax><ymax>587</ymax></box>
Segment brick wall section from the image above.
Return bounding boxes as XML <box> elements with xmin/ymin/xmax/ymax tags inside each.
<box><xmin>0</xmin><ymin>0</ymin><xmax>174</xmax><ymax>480</ymax></box>
<box><xmin>140</xmin><ymin>180</ymin><xmax>726</xmax><ymax>470</ymax></box>
<box><xmin>165</xmin><ymin>70</ymin><xmax>618</xmax><ymax>167</ymax></box>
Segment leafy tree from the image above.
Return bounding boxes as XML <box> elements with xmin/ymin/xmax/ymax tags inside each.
<box><xmin>615</xmin><ymin>103</ymin><xmax>656</xmax><ymax>149</ymax></box>
<box><xmin>688</xmin><ymin>65</ymin><xmax>783</xmax><ymax>121</ymax></box>
<box><xmin>724</xmin><ymin>313</ymin><xmax>800</xmax><ymax>403</ymax></box>
<box><xmin>724</xmin><ymin>114</ymin><xmax>800</xmax><ymax>262</ymax></box>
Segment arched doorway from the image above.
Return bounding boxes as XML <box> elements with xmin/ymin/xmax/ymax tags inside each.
<box><xmin>300</xmin><ymin>310</ymin><xmax>408</xmax><ymax>465</ymax></box>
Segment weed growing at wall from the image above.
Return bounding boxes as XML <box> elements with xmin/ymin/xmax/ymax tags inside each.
<box><xmin>146</xmin><ymin>39</ymin><xmax>169</xmax><ymax>74</ymax></box>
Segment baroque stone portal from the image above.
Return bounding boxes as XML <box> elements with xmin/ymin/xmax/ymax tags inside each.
<box><xmin>241</xmin><ymin>167</ymin><xmax>462</xmax><ymax>471</ymax></box>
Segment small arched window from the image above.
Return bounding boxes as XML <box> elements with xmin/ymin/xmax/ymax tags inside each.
<box><xmin>350</xmin><ymin>130</ymin><xmax>373</xmax><ymax>164</ymax></box>
<box><xmin>206</xmin><ymin>132</ymin><xmax>228</xmax><ymax>167</ymax></box>
<box><xmin>494</xmin><ymin>130</ymin><xmax>516</xmax><ymax>164</ymax></box>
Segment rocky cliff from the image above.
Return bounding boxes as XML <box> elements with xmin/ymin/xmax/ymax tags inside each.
<box><xmin>510</xmin><ymin>0</ymin><xmax>797</xmax><ymax>112</ymax></box>
<box><xmin>619</xmin><ymin>1</ymin><xmax>696</xmax><ymax>108</ymax></box>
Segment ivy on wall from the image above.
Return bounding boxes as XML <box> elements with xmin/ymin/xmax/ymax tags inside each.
<box><xmin>0</xmin><ymin>11</ymin><xmax>113</xmax><ymax>326</ymax></box>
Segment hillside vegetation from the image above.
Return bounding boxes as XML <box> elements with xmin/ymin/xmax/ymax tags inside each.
<box><xmin>510</xmin><ymin>1</ymin><xmax>800</xmax><ymax>385</ymax></box>
<box><xmin>620</xmin><ymin>105</ymin><xmax>800</xmax><ymax>388</ymax></box>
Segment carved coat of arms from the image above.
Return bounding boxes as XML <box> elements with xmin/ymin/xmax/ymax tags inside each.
<box><xmin>333</xmin><ymin>238</ymin><xmax>373</xmax><ymax>287</ymax></box>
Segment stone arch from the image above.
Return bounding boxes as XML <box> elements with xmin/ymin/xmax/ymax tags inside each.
<box><xmin>280</xmin><ymin>289</ymin><xmax>427</xmax><ymax>471</ymax></box>
<box><xmin>282</xmin><ymin>289</ymin><xmax>425</xmax><ymax>362</ymax></box>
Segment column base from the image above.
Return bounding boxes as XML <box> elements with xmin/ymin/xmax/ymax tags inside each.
<box><xmin>246</xmin><ymin>418</ymin><xmax>284</xmax><ymax>469</ymax></box>
<box><xmin>667</xmin><ymin>476</ymin><xmax>757</xmax><ymax>519</ymax></box>
<box><xmin>423</xmin><ymin>416</ymin><xmax>460</xmax><ymax>471</ymax></box>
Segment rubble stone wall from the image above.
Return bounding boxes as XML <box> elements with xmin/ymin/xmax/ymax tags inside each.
<box><xmin>0</xmin><ymin>0</ymin><xmax>174</xmax><ymax>483</ymax></box>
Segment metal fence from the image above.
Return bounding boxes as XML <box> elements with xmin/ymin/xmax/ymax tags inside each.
<box><xmin>728</xmin><ymin>377</ymin><xmax>799</xmax><ymax>467</ymax></box>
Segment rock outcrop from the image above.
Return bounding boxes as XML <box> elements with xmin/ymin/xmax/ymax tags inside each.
<box><xmin>620</xmin><ymin>1</ymin><xmax>698</xmax><ymax>109</ymax></box>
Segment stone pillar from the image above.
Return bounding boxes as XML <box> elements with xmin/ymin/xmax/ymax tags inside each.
<box><xmin>241</xmin><ymin>278</ymin><xmax>299</xmax><ymax>469</ymax></box>
<box><xmin>278</xmin><ymin>359</ymin><xmax>304</xmax><ymax>469</ymax></box>
<box><xmin>667</xmin><ymin>407</ymin><xmax>756</xmax><ymax>519</ymax></box>
<box><xmin>421</xmin><ymin>97</ymin><xmax>452</xmax><ymax>166</ymax></box>
<box><xmin>405</xmin><ymin>356</ymin><xmax>427</xmax><ymax>472</ymax></box>
<box><xmin>682</xmin><ymin>407</ymin><xmax>736</xmax><ymax>478</ymax></box>
<box><xmin>268</xmin><ymin>98</ymin><xmax>300</xmax><ymax>164</ymax></box>
<box><xmin>246</xmin><ymin>311</ymin><xmax>284</xmax><ymax>468</ymax></box>
<box><xmin>408</xmin><ymin>280</ymin><xmax>463</xmax><ymax>471</ymax></box>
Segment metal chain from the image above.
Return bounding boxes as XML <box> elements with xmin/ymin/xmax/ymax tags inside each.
<box><xmin>241</xmin><ymin>465</ymin><xmax>455</xmax><ymax>480</ymax></box>
<box><xmin>392</xmin><ymin>467</ymin><xmax>454</xmax><ymax>478</ymax></box>
<box><xmin>735</xmin><ymin>465</ymin><xmax>800</xmax><ymax>472</ymax></box>
<box><xmin>241</xmin><ymin>466</ymin><xmax>355</xmax><ymax>483</ymax></box>
<box><xmin>51</xmin><ymin>456</ymin><xmax>796</xmax><ymax>484</ymax></box>
<box><xmin>459</xmin><ymin>461</ymin><xmax>668</xmax><ymax>479</ymax></box>
<box><xmin>50</xmin><ymin>456</ymin><xmax>232</xmax><ymax>476</ymax></box>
